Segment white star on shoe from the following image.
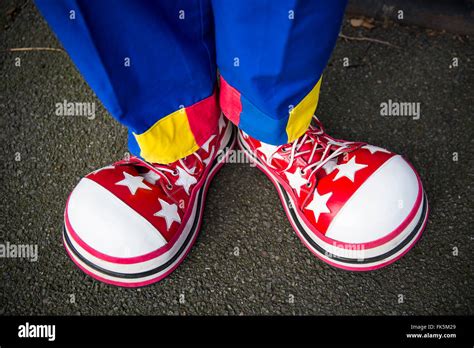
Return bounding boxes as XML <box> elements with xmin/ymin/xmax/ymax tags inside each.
<box><xmin>175</xmin><ymin>167</ymin><xmax>197</xmax><ymax>194</ymax></box>
<box><xmin>257</xmin><ymin>142</ymin><xmax>284</xmax><ymax>162</ymax></box>
<box><xmin>115</xmin><ymin>172</ymin><xmax>151</xmax><ymax>195</ymax></box>
<box><xmin>154</xmin><ymin>198</ymin><xmax>181</xmax><ymax>230</ymax></box>
<box><xmin>322</xmin><ymin>159</ymin><xmax>338</xmax><ymax>175</ymax></box>
<box><xmin>139</xmin><ymin>170</ymin><xmax>161</xmax><ymax>185</ymax></box>
<box><xmin>284</xmin><ymin>169</ymin><xmax>307</xmax><ymax>196</ymax></box>
<box><xmin>362</xmin><ymin>144</ymin><xmax>391</xmax><ymax>155</ymax></box>
<box><xmin>305</xmin><ymin>189</ymin><xmax>332</xmax><ymax>223</ymax></box>
<box><xmin>201</xmin><ymin>135</ymin><xmax>216</xmax><ymax>153</ymax></box>
<box><xmin>333</xmin><ymin>156</ymin><xmax>368</xmax><ymax>182</ymax></box>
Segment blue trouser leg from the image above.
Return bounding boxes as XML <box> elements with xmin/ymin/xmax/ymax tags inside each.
<box><xmin>213</xmin><ymin>0</ymin><xmax>347</xmax><ymax>145</ymax></box>
<box><xmin>35</xmin><ymin>0</ymin><xmax>219</xmax><ymax>163</ymax></box>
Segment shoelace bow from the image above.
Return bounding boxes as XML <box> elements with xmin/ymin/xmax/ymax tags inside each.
<box><xmin>267</xmin><ymin>116</ymin><xmax>365</xmax><ymax>194</ymax></box>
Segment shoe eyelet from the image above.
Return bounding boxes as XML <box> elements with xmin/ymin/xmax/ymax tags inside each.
<box><xmin>172</xmin><ymin>169</ymin><xmax>179</xmax><ymax>176</ymax></box>
<box><xmin>300</xmin><ymin>168</ymin><xmax>306</xmax><ymax>175</ymax></box>
<box><xmin>306</xmin><ymin>182</ymin><xmax>311</xmax><ymax>188</ymax></box>
<box><xmin>281</xmin><ymin>146</ymin><xmax>289</xmax><ymax>152</ymax></box>
<box><xmin>166</xmin><ymin>184</ymin><xmax>173</xmax><ymax>190</ymax></box>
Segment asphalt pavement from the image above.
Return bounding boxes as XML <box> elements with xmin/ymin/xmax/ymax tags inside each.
<box><xmin>0</xmin><ymin>1</ymin><xmax>472</xmax><ymax>315</ymax></box>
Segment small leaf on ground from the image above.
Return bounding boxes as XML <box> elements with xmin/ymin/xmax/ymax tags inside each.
<box><xmin>350</xmin><ymin>17</ymin><xmax>375</xmax><ymax>30</ymax></box>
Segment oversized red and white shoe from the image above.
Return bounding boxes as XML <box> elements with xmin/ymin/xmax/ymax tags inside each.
<box><xmin>63</xmin><ymin>117</ymin><xmax>235</xmax><ymax>287</ymax></box>
<box><xmin>238</xmin><ymin>117</ymin><xmax>428</xmax><ymax>271</ymax></box>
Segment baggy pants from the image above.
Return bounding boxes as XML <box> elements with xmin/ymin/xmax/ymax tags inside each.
<box><xmin>35</xmin><ymin>0</ymin><xmax>347</xmax><ymax>163</ymax></box>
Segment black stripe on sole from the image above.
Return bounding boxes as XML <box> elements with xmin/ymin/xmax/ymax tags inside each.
<box><xmin>63</xmin><ymin>184</ymin><xmax>203</xmax><ymax>279</ymax></box>
<box><xmin>281</xmin><ymin>186</ymin><xmax>427</xmax><ymax>264</ymax></box>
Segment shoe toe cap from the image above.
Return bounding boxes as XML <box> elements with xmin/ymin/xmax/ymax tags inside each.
<box><xmin>325</xmin><ymin>155</ymin><xmax>423</xmax><ymax>244</ymax></box>
<box><xmin>65</xmin><ymin>177</ymin><xmax>167</xmax><ymax>259</ymax></box>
